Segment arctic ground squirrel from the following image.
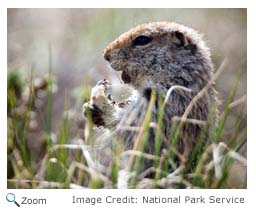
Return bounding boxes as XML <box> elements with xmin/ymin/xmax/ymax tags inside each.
<box><xmin>83</xmin><ymin>22</ymin><xmax>218</xmax><ymax>172</ymax></box>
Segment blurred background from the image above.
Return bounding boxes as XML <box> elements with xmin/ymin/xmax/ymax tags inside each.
<box><xmin>7</xmin><ymin>9</ymin><xmax>247</xmax><ymax>188</ymax></box>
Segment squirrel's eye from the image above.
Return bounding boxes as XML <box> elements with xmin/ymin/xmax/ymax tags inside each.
<box><xmin>132</xmin><ymin>35</ymin><xmax>152</xmax><ymax>46</ymax></box>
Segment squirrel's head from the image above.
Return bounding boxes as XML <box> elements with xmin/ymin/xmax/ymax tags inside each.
<box><xmin>103</xmin><ymin>22</ymin><xmax>213</xmax><ymax>92</ymax></box>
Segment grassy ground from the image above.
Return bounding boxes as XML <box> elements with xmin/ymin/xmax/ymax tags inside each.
<box><xmin>7</xmin><ymin>61</ymin><xmax>247</xmax><ymax>189</ymax></box>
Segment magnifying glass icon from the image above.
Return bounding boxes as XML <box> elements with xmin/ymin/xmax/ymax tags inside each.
<box><xmin>6</xmin><ymin>193</ymin><xmax>20</xmax><ymax>207</ymax></box>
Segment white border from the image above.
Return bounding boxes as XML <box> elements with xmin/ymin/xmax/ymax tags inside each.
<box><xmin>0</xmin><ymin>7</ymin><xmax>7</xmax><ymax>190</ymax></box>
<box><xmin>247</xmin><ymin>4</ymin><xmax>256</xmax><ymax>192</ymax></box>
<box><xmin>1</xmin><ymin>1</ymin><xmax>256</xmax><ymax>211</ymax></box>
<box><xmin>1</xmin><ymin>0</ymin><xmax>252</xmax><ymax>8</ymax></box>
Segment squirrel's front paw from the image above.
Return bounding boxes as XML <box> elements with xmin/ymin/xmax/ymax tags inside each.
<box><xmin>83</xmin><ymin>79</ymin><xmax>115</xmax><ymax>127</ymax></box>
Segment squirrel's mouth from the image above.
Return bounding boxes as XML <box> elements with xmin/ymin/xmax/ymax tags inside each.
<box><xmin>121</xmin><ymin>71</ymin><xmax>131</xmax><ymax>84</ymax></box>
<box><xmin>108</xmin><ymin>61</ymin><xmax>132</xmax><ymax>84</ymax></box>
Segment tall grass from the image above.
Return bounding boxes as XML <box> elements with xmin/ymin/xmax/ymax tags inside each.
<box><xmin>7</xmin><ymin>62</ymin><xmax>247</xmax><ymax>189</ymax></box>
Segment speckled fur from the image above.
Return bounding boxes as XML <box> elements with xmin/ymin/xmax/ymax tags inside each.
<box><xmin>92</xmin><ymin>22</ymin><xmax>218</xmax><ymax>171</ymax></box>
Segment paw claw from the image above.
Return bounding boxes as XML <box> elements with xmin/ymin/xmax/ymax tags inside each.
<box><xmin>96</xmin><ymin>79</ymin><xmax>111</xmax><ymax>87</ymax></box>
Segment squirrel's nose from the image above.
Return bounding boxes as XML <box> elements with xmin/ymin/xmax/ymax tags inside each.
<box><xmin>103</xmin><ymin>50</ymin><xmax>110</xmax><ymax>62</ymax></box>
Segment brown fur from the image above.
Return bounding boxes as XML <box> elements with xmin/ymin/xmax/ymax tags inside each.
<box><xmin>84</xmin><ymin>22</ymin><xmax>218</xmax><ymax>172</ymax></box>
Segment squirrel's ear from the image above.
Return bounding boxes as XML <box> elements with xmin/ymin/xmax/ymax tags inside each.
<box><xmin>171</xmin><ymin>31</ymin><xmax>189</xmax><ymax>46</ymax></box>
